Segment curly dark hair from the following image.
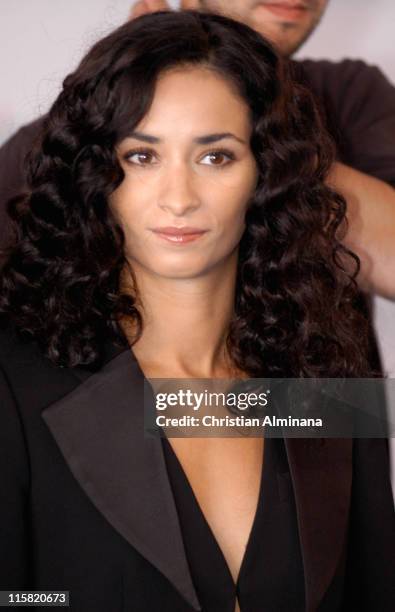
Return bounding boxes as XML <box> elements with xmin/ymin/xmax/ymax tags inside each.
<box><xmin>0</xmin><ymin>10</ymin><xmax>372</xmax><ymax>376</ymax></box>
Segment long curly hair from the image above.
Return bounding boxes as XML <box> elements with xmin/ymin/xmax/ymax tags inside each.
<box><xmin>0</xmin><ymin>10</ymin><xmax>372</xmax><ymax>376</ymax></box>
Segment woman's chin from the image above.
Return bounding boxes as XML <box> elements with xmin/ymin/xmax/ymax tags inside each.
<box><xmin>151</xmin><ymin>265</ymin><xmax>210</xmax><ymax>280</ymax></box>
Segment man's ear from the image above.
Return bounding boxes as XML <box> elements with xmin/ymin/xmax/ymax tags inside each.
<box><xmin>129</xmin><ymin>0</ymin><xmax>171</xmax><ymax>20</ymax></box>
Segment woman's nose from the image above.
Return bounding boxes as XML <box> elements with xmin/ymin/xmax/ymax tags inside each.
<box><xmin>157</xmin><ymin>166</ymin><xmax>201</xmax><ymax>216</ymax></box>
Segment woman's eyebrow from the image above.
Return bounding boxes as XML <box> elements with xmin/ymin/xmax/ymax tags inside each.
<box><xmin>127</xmin><ymin>131</ymin><xmax>246</xmax><ymax>145</ymax></box>
<box><xmin>194</xmin><ymin>133</ymin><xmax>246</xmax><ymax>145</ymax></box>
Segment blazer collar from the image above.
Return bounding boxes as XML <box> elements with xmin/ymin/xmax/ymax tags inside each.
<box><xmin>41</xmin><ymin>344</ymin><xmax>352</xmax><ymax>612</ymax></box>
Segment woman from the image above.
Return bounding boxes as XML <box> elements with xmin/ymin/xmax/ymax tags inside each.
<box><xmin>0</xmin><ymin>10</ymin><xmax>394</xmax><ymax>612</ymax></box>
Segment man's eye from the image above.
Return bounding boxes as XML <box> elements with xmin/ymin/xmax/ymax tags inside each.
<box><xmin>124</xmin><ymin>150</ymin><xmax>157</xmax><ymax>165</ymax></box>
<box><xmin>200</xmin><ymin>150</ymin><xmax>235</xmax><ymax>167</ymax></box>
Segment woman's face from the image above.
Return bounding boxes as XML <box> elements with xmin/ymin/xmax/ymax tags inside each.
<box><xmin>110</xmin><ymin>66</ymin><xmax>258</xmax><ymax>281</ymax></box>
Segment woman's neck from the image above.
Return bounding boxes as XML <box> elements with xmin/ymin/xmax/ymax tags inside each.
<box><xmin>120</xmin><ymin>254</ymin><xmax>240</xmax><ymax>378</ymax></box>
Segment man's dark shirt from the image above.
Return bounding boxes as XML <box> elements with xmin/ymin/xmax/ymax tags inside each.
<box><xmin>1</xmin><ymin>58</ymin><xmax>395</xmax><ymax>248</ymax></box>
<box><xmin>293</xmin><ymin>59</ymin><xmax>395</xmax><ymax>187</ymax></box>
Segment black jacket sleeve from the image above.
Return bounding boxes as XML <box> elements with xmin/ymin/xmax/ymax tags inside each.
<box><xmin>343</xmin><ymin>438</ymin><xmax>395</xmax><ymax>611</ymax></box>
<box><xmin>0</xmin><ymin>365</ymin><xmax>32</xmax><ymax>589</ymax></box>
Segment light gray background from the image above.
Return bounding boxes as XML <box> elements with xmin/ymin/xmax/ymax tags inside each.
<box><xmin>1</xmin><ymin>1</ymin><xmax>395</xmax><ymax>485</ymax></box>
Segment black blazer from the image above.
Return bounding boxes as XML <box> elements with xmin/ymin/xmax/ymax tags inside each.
<box><xmin>1</xmin><ymin>325</ymin><xmax>394</xmax><ymax>612</ymax></box>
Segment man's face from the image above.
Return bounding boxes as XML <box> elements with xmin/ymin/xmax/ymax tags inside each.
<box><xmin>181</xmin><ymin>0</ymin><xmax>329</xmax><ymax>56</ymax></box>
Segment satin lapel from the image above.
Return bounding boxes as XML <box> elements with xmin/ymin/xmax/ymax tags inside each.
<box><xmin>41</xmin><ymin>348</ymin><xmax>201</xmax><ymax>612</ymax></box>
<box><xmin>284</xmin><ymin>437</ymin><xmax>352</xmax><ymax>612</ymax></box>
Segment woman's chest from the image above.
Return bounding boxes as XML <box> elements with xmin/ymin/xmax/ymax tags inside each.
<box><xmin>165</xmin><ymin>437</ymin><xmax>265</xmax><ymax>585</ymax></box>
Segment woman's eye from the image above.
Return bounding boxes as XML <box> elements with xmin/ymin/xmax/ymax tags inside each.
<box><xmin>200</xmin><ymin>151</ymin><xmax>235</xmax><ymax>167</ymax></box>
<box><xmin>124</xmin><ymin>150</ymin><xmax>157</xmax><ymax>165</ymax></box>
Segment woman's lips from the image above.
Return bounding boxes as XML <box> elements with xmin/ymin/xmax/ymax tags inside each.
<box><xmin>256</xmin><ymin>2</ymin><xmax>307</xmax><ymax>20</ymax></box>
<box><xmin>151</xmin><ymin>229</ymin><xmax>208</xmax><ymax>244</ymax></box>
